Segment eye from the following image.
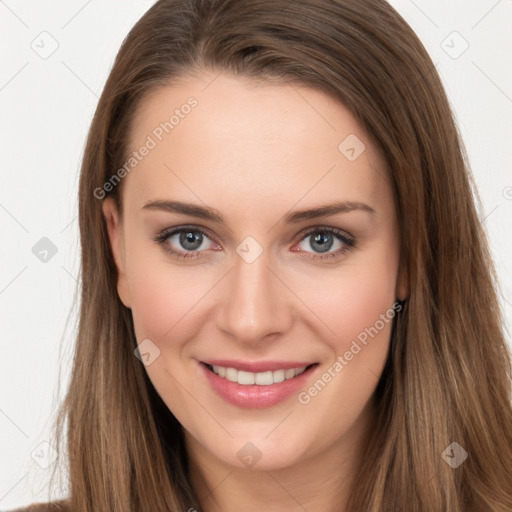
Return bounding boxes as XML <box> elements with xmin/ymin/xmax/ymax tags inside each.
<box><xmin>292</xmin><ymin>227</ymin><xmax>355</xmax><ymax>260</ymax></box>
<box><xmin>153</xmin><ymin>225</ymin><xmax>355</xmax><ymax>261</ymax></box>
<box><xmin>153</xmin><ymin>226</ymin><xmax>220</xmax><ymax>260</ymax></box>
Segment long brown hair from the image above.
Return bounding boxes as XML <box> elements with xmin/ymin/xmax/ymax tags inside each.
<box><xmin>47</xmin><ymin>0</ymin><xmax>512</xmax><ymax>510</ymax></box>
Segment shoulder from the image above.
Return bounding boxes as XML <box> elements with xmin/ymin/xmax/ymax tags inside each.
<box><xmin>5</xmin><ymin>501</ymin><xmax>70</xmax><ymax>512</ymax></box>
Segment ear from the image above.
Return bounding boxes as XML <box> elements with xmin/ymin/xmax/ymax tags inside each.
<box><xmin>395</xmin><ymin>262</ymin><xmax>408</xmax><ymax>302</ymax></box>
<box><xmin>102</xmin><ymin>198</ymin><xmax>131</xmax><ymax>308</ymax></box>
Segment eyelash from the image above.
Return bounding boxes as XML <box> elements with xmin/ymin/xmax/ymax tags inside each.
<box><xmin>152</xmin><ymin>225</ymin><xmax>356</xmax><ymax>261</ymax></box>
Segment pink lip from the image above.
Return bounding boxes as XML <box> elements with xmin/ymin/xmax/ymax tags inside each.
<box><xmin>200</xmin><ymin>359</ymin><xmax>315</xmax><ymax>373</ymax></box>
<box><xmin>198</xmin><ymin>361</ymin><xmax>319</xmax><ymax>409</ymax></box>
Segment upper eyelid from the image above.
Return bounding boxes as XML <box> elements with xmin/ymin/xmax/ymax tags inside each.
<box><xmin>300</xmin><ymin>225</ymin><xmax>353</xmax><ymax>238</ymax></box>
<box><xmin>157</xmin><ymin>225</ymin><xmax>219</xmax><ymax>244</ymax></box>
<box><xmin>157</xmin><ymin>224</ymin><xmax>354</xmax><ymax>247</ymax></box>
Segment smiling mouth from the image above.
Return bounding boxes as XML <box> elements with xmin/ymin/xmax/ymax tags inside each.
<box><xmin>202</xmin><ymin>362</ymin><xmax>318</xmax><ymax>386</ymax></box>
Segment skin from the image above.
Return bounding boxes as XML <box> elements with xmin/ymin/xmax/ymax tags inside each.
<box><xmin>103</xmin><ymin>71</ymin><xmax>406</xmax><ymax>512</ymax></box>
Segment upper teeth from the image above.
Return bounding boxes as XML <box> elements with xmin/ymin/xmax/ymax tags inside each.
<box><xmin>211</xmin><ymin>365</ymin><xmax>307</xmax><ymax>385</ymax></box>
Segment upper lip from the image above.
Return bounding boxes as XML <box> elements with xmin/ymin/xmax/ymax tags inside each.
<box><xmin>200</xmin><ymin>359</ymin><xmax>317</xmax><ymax>373</ymax></box>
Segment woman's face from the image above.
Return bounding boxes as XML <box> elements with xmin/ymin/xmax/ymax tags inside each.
<box><xmin>103</xmin><ymin>71</ymin><xmax>405</xmax><ymax>472</ymax></box>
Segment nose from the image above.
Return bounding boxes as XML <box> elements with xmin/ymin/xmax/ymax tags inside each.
<box><xmin>216</xmin><ymin>250</ymin><xmax>294</xmax><ymax>345</ymax></box>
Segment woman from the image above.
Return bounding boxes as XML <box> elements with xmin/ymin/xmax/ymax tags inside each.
<box><xmin>17</xmin><ymin>0</ymin><xmax>512</xmax><ymax>510</ymax></box>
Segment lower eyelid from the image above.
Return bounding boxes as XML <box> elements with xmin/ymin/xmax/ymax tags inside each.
<box><xmin>155</xmin><ymin>227</ymin><xmax>354</xmax><ymax>259</ymax></box>
<box><xmin>294</xmin><ymin>231</ymin><xmax>354</xmax><ymax>256</ymax></box>
<box><xmin>161</xmin><ymin>229</ymin><xmax>218</xmax><ymax>251</ymax></box>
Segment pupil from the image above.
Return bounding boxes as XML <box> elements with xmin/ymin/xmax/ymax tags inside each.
<box><xmin>180</xmin><ymin>231</ymin><xmax>202</xmax><ymax>250</ymax></box>
<box><xmin>177</xmin><ymin>231</ymin><xmax>334</xmax><ymax>253</ymax></box>
<box><xmin>311</xmin><ymin>233</ymin><xmax>333</xmax><ymax>253</ymax></box>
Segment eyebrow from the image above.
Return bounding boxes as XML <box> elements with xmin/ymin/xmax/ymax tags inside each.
<box><xmin>142</xmin><ymin>199</ymin><xmax>375</xmax><ymax>224</ymax></box>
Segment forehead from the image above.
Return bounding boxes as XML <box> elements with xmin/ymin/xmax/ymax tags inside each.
<box><xmin>123</xmin><ymin>72</ymin><xmax>393</xmax><ymax>220</ymax></box>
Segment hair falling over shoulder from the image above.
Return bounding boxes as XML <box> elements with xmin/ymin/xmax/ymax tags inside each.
<box><xmin>43</xmin><ymin>1</ymin><xmax>512</xmax><ymax>510</ymax></box>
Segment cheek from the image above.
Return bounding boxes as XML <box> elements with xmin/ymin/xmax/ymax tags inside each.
<box><xmin>336</xmin><ymin>266</ymin><xmax>396</xmax><ymax>345</ymax></box>
<box><xmin>291</xmin><ymin>244</ymin><xmax>399</xmax><ymax>425</ymax></box>
<box><xmin>127</xmin><ymin>260</ymin><xmax>207</xmax><ymax>417</ymax></box>
<box><xmin>128</xmin><ymin>261</ymin><xmax>203</xmax><ymax>344</ymax></box>
<box><xmin>296</xmin><ymin>248</ymin><xmax>399</xmax><ymax>354</ymax></box>
<box><xmin>127</xmin><ymin>228</ymin><xmax>399</xmax><ymax>357</ymax></box>
<box><xmin>290</xmin><ymin>255</ymin><xmax>399</xmax><ymax>453</ymax></box>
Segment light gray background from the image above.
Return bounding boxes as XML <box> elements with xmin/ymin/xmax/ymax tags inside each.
<box><xmin>1</xmin><ymin>0</ymin><xmax>511</xmax><ymax>508</ymax></box>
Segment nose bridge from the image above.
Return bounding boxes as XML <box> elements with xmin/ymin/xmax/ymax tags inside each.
<box><xmin>216</xmin><ymin>247</ymin><xmax>293</xmax><ymax>344</ymax></box>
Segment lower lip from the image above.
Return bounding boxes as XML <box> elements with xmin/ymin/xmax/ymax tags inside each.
<box><xmin>199</xmin><ymin>361</ymin><xmax>319</xmax><ymax>408</ymax></box>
